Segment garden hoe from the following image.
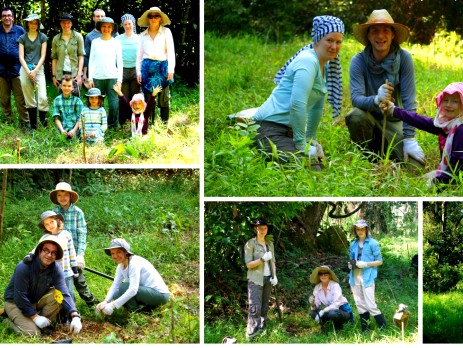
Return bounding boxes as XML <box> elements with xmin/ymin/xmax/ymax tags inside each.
<box><xmin>84</xmin><ymin>266</ymin><xmax>114</xmax><ymax>280</ymax></box>
<box><xmin>266</xmin><ymin>243</ymin><xmax>282</xmax><ymax>323</ymax></box>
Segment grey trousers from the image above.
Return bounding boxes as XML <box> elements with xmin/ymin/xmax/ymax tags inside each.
<box><xmin>115</xmin><ymin>282</ymin><xmax>170</xmax><ymax>310</ymax></box>
<box><xmin>247</xmin><ymin>276</ymin><xmax>272</xmax><ymax>336</ymax></box>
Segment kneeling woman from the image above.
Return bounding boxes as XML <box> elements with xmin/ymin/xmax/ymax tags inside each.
<box><xmin>96</xmin><ymin>238</ymin><xmax>170</xmax><ymax>315</ymax></box>
<box><xmin>309</xmin><ymin>265</ymin><xmax>353</xmax><ymax>330</ymax></box>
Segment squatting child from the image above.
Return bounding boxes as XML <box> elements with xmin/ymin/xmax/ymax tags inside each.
<box><xmin>381</xmin><ymin>82</ymin><xmax>463</xmax><ymax>185</ymax></box>
<box><xmin>80</xmin><ymin>87</ymin><xmax>107</xmax><ymax>144</ymax></box>
<box><xmin>52</xmin><ymin>74</ymin><xmax>83</xmax><ymax>139</ymax></box>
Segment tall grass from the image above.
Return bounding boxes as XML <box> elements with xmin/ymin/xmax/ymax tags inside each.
<box><xmin>0</xmin><ymin>82</ymin><xmax>199</xmax><ymax>165</ymax></box>
<box><xmin>204</xmin><ymin>31</ymin><xmax>463</xmax><ymax>196</ymax></box>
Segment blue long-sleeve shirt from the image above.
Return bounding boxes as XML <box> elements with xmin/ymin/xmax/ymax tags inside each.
<box><xmin>349</xmin><ymin>47</ymin><xmax>417</xmax><ymax>138</ymax></box>
<box><xmin>349</xmin><ymin>237</ymin><xmax>382</xmax><ymax>288</ymax></box>
<box><xmin>0</xmin><ymin>24</ymin><xmax>25</xmax><ymax>77</ymax></box>
<box><xmin>4</xmin><ymin>256</ymin><xmax>77</xmax><ymax>318</ymax></box>
<box><xmin>253</xmin><ymin>49</ymin><xmax>327</xmax><ymax>148</ymax></box>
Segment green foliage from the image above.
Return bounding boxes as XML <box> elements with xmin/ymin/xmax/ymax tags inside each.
<box><xmin>204</xmin><ymin>32</ymin><xmax>463</xmax><ymax>196</ymax></box>
<box><xmin>0</xmin><ymin>170</ymin><xmax>199</xmax><ymax>343</ymax></box>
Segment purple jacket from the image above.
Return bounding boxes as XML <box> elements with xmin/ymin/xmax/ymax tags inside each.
<box><xmin>393</xmin><ymin>107</ymin><xmax>463</xmax><ymax>183</ymax></box>
<box><xmin>0</xmin><ymin>24</ymin><xmax>25</xmax><ymax>77</ymax></box>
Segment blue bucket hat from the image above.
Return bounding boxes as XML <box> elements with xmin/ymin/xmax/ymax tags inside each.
<box><xmin>96</xmin><ymin>17</ymin><xmax>118</xmax><ymax>34</ymax></box>
<box><xmin>85</xmin><ymin>88</ymin><xmax>105</xmax><ymax>98</ymax></box>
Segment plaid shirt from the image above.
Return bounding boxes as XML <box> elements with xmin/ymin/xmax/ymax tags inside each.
<box><xmin>52</xmin><ymin>94</ymin><xmax>83</xmax><ymax>131</ymax></box>
<box><xmin>54</xmin><ymin>204</ymin><xmax>87</xmax><ymax>255</ymax></box>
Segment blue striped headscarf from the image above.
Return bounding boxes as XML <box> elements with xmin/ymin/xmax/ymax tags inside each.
<box><xmin>121</xmin><ymin>13</ymin><xmax>137</xmax><ymax>34</ymax></box>
<box><xmin>274</xmin><ymin>16</ymin><xmax>345</xmax><ymax>118</ymax></box>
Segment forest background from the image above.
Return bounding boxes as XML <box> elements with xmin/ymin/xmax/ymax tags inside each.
<box><xmin>204</xmin><ymin>201</ymin><xmax>418</xmax><ymax>343</ymax></box>
<box><xmin>0</xmin><ymin>169</ymin><xmax>200</xmax><ymax>343</ymax></box>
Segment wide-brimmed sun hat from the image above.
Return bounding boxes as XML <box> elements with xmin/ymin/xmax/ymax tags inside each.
<box><xmin>96</xmin><ymin>17</ymin><xmax>118</xmax><ymax>34</ymax></box>
<box><xmin>354</xmin><ymin>219</ymin><xmax>369</xmax><ymax>228</ymax></box>
<box><xmin>353</xmin><ymin>9</ymin><xmax>410</xmax><ymax>46</ymax></box>
<box><xmin>104</xmin><ymin>238</ymin><xmax>134</xmax><ymax>256</ymax></box>
<box><xmin>85</xmin><ymin>87</ymin><xmax>105</xmax><ymax>98</ymax></box>
<box><xmin>58</xmin><ymin>13</ymin><xmax>75</xmax><ymax>25</ymax></box>
<box><xmin>23</xmin><ymin>13</ymin><xmax>44</xmax><ymax>30</ymax></box>
<box><xmin>309</xmin><ymin>265</ymin><xmax>339</xmax><ymax>284</ymax></box>
<box><xmin>38</xmin><ymin>211</ymin><xmax>64</xmax><ymax>230</ymax></box>
<box><xmin>137</xmin><ymin>7</ymin><xmax>171</xmax><ymax>27</ymax></box>
<box><xmin>35</xmin><ymin>234</ymin><xmax>64</xmax><ymax>260</ymax></box>
<box><xmin>49</xmin><ymin>182</ymin><xmax>79</xmax><ymax>205</ymax></box>
<box><xmin>252</xmin><ymin>218</ymin><xmax>269</xmax><ymax>227</ymax></box>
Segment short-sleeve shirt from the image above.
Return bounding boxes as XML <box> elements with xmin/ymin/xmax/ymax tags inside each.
<box><xmin>18</xmin><ymin>32</ymin><xmax>48</xmax><ymax>65</ymax></box>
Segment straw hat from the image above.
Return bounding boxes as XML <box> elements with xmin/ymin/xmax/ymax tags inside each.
<box><xmin>137</xmin><ymin>7</ymin><xmax>170</xmax><ymax>27</ymax></box>
<box><xmin>49</xmin><ymin>182</ymin><xmax>79</xmax><ymax>205</ymax></box>
<box><xmin>353</xmin><ymin>9</ymin><xmax>410</xmax><ymax>46</ymax></box>
<box><xmin>309</xmin><ymin>265</ymin><xmax>339</xmax><ymax>284</ymax></box>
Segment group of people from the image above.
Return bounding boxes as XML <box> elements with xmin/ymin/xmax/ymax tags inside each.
<box><xmin>2</xmin><ymin>182</ymin><xmax>170</xmax><ymax>337</ymax></box>
<box><xmin>244</xmin><ymin>218</ymin><xmax>385</xmax><ymax>339</ymax></box>
<box><xmin>232</xmin><ymin>8</ymin><xmax>463</xmax><ymax>186</ymax></box>
<box><xmin>0</xmin><ymin>6</ymin><xmax>175</xmax><ymax>142</ymax></box>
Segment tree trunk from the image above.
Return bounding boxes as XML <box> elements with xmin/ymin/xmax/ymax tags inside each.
<box><xmin>0</xmin><ymin>169</ymin><xmax>7</xmax><ymax>243</ymax></box>
<box><xmin>295</xmin><ymin>202</ymin><xmax>328</xmax><ymax>251</ymax></box>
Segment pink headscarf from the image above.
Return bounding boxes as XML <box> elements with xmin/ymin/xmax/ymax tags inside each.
<box><xmin>130</xmin><ymin>93</ymin><xmax>146</xmax><ymax>137</ymax></box>
<box><xmin>435</xmin><ymin>82</ymin><xmax>463</xmax><ymax>109</ymax></box>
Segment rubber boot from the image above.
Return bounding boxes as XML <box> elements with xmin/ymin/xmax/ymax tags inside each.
<box><xmin>27</xmin><ymin>108</ymin><xmax>37</xmax><ymax>130</ymax></box>
<box><xmin>374</xmin><ymin>313</ymin><xmax>387</xmax><ymax>330</ymax></box>
<box><xmin>39</xmin><ymin>110</ymin><xmax>48</xmax><ymax>127</ymax></box>
<box><xmin>160</xmin><ymin>106</ymin><xmax>169</xmax><ymax>123</ymax></box>
<box><xmin>359</xmin><ymin>312</ymin><xmax>370</xmax><ymax>332</ymax></box>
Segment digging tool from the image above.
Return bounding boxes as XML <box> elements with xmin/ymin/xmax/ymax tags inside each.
<box><xmin>266</xmin><ymin>243</ymin><xmax>282</xmax><ymax>323</ymax></box>
<box><xmin>84</xmin><ymin>266</ymin><xmax>114</xmax><ymax>280</ymax></box>
<box><xmin>380</xmin><ymin>79</ymin><xmax>393</xmax><ymax>158</ymax></box>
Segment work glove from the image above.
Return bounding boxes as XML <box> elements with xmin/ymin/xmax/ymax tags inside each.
<box><xmin>270</xmin><ymin>276</ymin><xmax>278</xmax><ymax>286</ymax></box>
<box><xmin>96</xmin><ymin>301</ymin><xmax>108</xmax><ymax>313</ymax></box>
<box><xmin>311</xmin><ymin>140</ymin><xmax>325</xmax><ymax>160</ymax></box>
<box><xmin>23</xmin><ymin>253</ymin><xmax>35</xmax><ymax>264</ymax></box>
<box><xmin>76</xmin><ymin>254</ymin><xmax>85</xmax><ymax>270</ymax></box>
<box><xmin>71</xmin><ymin>266</ymin><xmax>79</xmax><ymax>278</ymax></box>
<box><xmin>347</xmin><ymin>261</ymin><xmax>352</xmax><ymax>270</ymax></box>
<box><xmin>374</xmin><ymin>83</ymin><xmax>394</xmax><ymax>105</ymax></box>
<box><xmin>403</xmin><ymin>138</ymin><xmax>425</xmax><ymax>165</ymax></box>
<box><xmin>314</xmin><ymin>309</ymin><xmax>325</xmax><ymax>323</ymax></box>
<box><xmin>33</xmin><ymin>315</ymin><xmax>51</xmax><ymax>328</ymax></box>
<box><xmin>379</xmin><ymin>100</ymin><xmax>395</xmax><ymax>117</ymax></box>
<box><xmin>102</xmin><ymin>302</ymin><xmax>116</xmax><ymax>316</ymax></box>
<box><xmin>296</xmin><ymin>143</ymin><xmax>318</xmax><ymax>159</ymax></box>
<box><xmin>356</xmin><ymin>260</ymin><xmax>368</xmax><ymax>268</ymax></box>
<box><xmin>69</xmin><ymin>316</ymin><xmax>82</xmax><ymax>333</ymax></box>
<box><xmin>261</xmin><ymin>251</ymin><xmax>273</xmax><ymax>262</ymax></box>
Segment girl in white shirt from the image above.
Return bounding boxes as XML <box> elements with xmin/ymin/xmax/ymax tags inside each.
<box><xmin>96</xmin><ymin>238</ymin><xmax>170</xmax><ymax>315</ymax></box>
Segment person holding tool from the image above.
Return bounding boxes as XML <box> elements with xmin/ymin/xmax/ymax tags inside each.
<box><xmin>243</xmin><ymin>218</ymin><xmax>278</xmax><ymax>340</ymax></box>
<box><xmin>348</xmin><ymin>219</ymin><xmax>386</xmax><ymax>331</ymax></box>
<box><xmin>309</xmin><ymin>265</ymin><xmax>353</xmax><ymax>332</ymax></box>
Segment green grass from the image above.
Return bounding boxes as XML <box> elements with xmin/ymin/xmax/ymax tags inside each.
<box><xmin>0</xmin><ymin>82</ymin><xmax>199</xmax><ymax>164</ymax></box>
<box><xmin>204</xmin><ymin>31</ymin><xmax>463</xmax><ymax>196</ymax></box>
<box><xmin>423</xmin><ymin>291</ymin><xmax>463</xmax><ymax>343</ymax></box>
<box><xmin>0</xmin><ymin>171</ymin><xmax>199</xmax><ymax>343</ymax></box>
<box><xmin>205</xmin><ymin>235</ymin><xmax>418</xmax><ymax>343</ymax></box>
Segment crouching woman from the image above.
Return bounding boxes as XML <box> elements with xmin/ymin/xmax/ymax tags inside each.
<box><xmin>309</xmin><ymin>265</ymin><xmax>353</xmax><ymax>331</ymax></box>
<box><xmin>96</xmin><ymin>238</ymin><xmax>170</xmax><ymax>315</ymax></box>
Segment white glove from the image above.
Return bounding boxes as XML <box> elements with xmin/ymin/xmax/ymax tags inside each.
<box><xmin>347</xmin><ymin>261</ymin><xmax>352</xmax><ymax>270</ymax></box>
<box><xmin>69</xmin><ymin>316</ymin><xmax>82</xmax><ymax>333</ymax></box>
<box><xmin>270</xmin><ymin>276</ymin><xmax>278</xmax><ymax>286</ymax></box>
<box><xmin>311</xmin><ymin>140</ymin><xmax>325</xmax><ymax>160</ymax></box>
<box><xmin>296</xmin><ymin>143</ymin><xmax>317</xmax><ymax>158</ymax></box>
<box><xmin>261</xmin><ymin>251</ymin><xmax>273</xmax><ymax>262</ymax></box>
<box><xmin>403</xmin><ymin>138</ymin><xmax>425</xmax><ymax>165</ymax></box>
<box><xmin>96</xmin><ymin>301</ymin><xmax>108</xmax><ymax>313</ymax></box>
<box><xmin>374</xmin><ymin>83</ymin><xmax>394</xmax><ymax>105</ymax></box>
<box><xmin>102</xmin><ymin>302</ymin><xmax>116</xmax><ymax>316</ymax></box>
<box><xmin>379</xmin><ymin>100</ymin><xmax>395</xmax><ymax>116</ymax></box>
<box><xmin>314</xmin><ymin>309</ymin><xmax>325</xmax><ymax>323</ymax></box>
<box><xmin>76</xmin><ymin>254</ymin><xmax>85</xmax><ymax>270</ymax></box>
<box><xmin>33</xmin><ymin>315</ymin><xmax>51</xmax><ymax>328</ymax></box>
<box><xmin>356</xmin><ymin>260</ymin><xmax>368</xmax><ymax>268</ymax></box>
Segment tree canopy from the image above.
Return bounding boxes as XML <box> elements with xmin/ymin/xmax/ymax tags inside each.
<box><xmin>2</xmin><ymin>0</ymin><xmax>199</xmax><ymax>85</ymax></box>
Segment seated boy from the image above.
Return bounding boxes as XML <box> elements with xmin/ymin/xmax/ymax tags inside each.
<box><xmin>52</xmin><ymin>74</ymin><xmax>83</xmax><ymax>139</ymax></box>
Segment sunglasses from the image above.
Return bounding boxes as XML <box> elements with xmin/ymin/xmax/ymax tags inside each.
<box><xmin>148</xmin><ymin>14</ymin><xmax>161</xmax><ymax>19</ymax></box>
<box><xmin>318</xmin><ymin>272</ymin><xmax>330</xmax><ymax>276</ymax></box>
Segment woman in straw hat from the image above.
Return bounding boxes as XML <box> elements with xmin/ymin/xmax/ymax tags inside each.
<box><xmin>96</xmin><ymin>238</ymin><xmax>170</xmax><ymax>315</ymax></box>
<box><xmin>136</xmin><ymin>7</ymin><xmax>175</xmax><ymax>124</ymax></box>
<box><xmin>345</xmin><ymin>9</ymin><xmax>425</xmax><ymax>167</ymax></box>
<box><xmin>18</xmin><ymin>13</ymin><xmax>48</xmax><ymax>129</ymax></box>
<box><xmin>348</xmin><ymin>219</ymin><xmax>386</xmax><ymax>331</ymax></box>
<box><xmin>243</xmin><ymin>218</ymin><xmax>277</xmax><ymax>340</ymax></box>
<box><xmin>309</xmin><ymin>265</ymin><xmax>353</xmax><ymax>331</ymax></box>
<box><xmin>230</xmin><ymin>16</ymin><xmax>345</xmax><ymax>169</ymax></box>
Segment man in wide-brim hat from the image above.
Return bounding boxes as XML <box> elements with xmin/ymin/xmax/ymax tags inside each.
<box><xmin>345</xmin><ymin>9</ymin><xmax>425</xmax><ymax>169</ymax></box>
